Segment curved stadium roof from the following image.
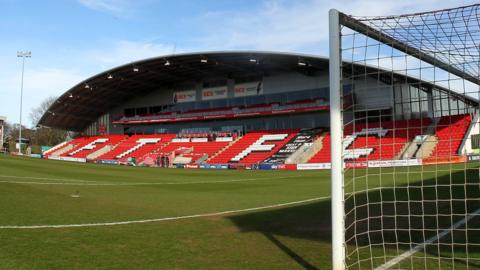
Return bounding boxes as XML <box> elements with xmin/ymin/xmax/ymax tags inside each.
<box><xmin>39</xmin><ymin>51</ymin><xmax>331</xmax><ymax>131</ymax></box>
<box><xmin>39</xmin><ymin>51</ymin><xmax>478</xmax><ymax>132</ymax></box>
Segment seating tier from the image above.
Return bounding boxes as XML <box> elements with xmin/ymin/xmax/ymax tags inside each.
<box><xmin>207</xmin><ymin>129</ymin><xmax>299</xmax><ymax>164</ymax></box>
<box><xmin>308</xmin><ymin>118</ymin><xmax>431</xmax><ymax>163</ymax></box>
<box><xmin>429</xmin><ymin>114</ymin><xmax>471</xmax><ymax>158</ymax></box>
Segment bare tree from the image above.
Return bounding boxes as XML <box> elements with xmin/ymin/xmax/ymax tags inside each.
<box><xmin>30</xmin><ymin>96</ymin><xmax>57</xmax><ymax>127</ymax></box>
<box><xmin>2</xmin><ymin>121</ymin><xmax>13</xmax><ymax>150</ymax></box>
<box><xmin>29</xmin><ymin>96</ymin><xmax>70</xmax><ymax>146</ymax></box>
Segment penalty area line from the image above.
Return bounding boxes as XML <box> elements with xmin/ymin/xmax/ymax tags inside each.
<box><xmin>0</xmin><ymin>175</ymin><xmax>101</xmax><ymax>183</ymax></box>
<box><xmin>0</xmin><ymin>196</ymin><xmax>328</xmax><ymax>229</ymax></box>
<box><xmin>0</xmin><ymin>175</ymin><xmax>304</xmax><ymax>186</ymax></box>
<box><xmin>375</xmin><ymin>207</ymin><xmax>480</xmax><ymax>270</ymax></box>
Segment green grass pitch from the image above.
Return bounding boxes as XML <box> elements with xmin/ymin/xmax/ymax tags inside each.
<box><xmin>0</xmin><ymin>155</ymin><xmax>479</xmax><ymax>269</ymax></box>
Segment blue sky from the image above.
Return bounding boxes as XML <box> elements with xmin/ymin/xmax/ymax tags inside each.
<box><xmin>0</xmin><ymin>0</ymin><xmax>477</xmax><ymax>126</ymax></box>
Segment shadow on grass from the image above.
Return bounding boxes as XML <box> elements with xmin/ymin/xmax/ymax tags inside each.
<box><xmin>228</xmin><ymin>166</ymin><xmax>480</xmax><ymax>269</ymax></box>
<box><xmin>228</xmin><ymin>199</ymin><xmax>331</xmax><ymax>269</ymax></box>
<box><xmin>263</xmin><ymin>233</ymin><xmax>320</xmax><ymax>270</ymax></box>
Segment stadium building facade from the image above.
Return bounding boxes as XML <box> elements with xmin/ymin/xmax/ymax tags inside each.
<box><xmin>39</xmin><ymin>51</ymin><xmax>479</xmax><ymax>168</ymax></box>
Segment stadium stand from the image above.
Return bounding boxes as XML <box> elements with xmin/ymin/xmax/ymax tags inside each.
<box><xmin>45</xmin><ymin>114</ymin><xmax>473</xmax><ymax>166</ymax></box>
<box><xmin>263</xmin><ymin>129</ymin><xmax>316</xmax><ymax>164</ymax></box>
<box><xmin>308</xmin><ymin>133</ymin><xmax>331</xmax><ymax>163</ymax></box>
<box><xmin>160</xmin><ymin>141</ymin><xmax>230</xmax><ymax>158</ymax></box>
<box><xmin>68</xmin><ymin>135</ymin><xmax>127</xmax><ymax>158</ymax></box>
<box><xmin>42</xmin><ymin>141</ymin><xmax>69</xmax><ymax>157</ymax></box>
<box><xmin>36</xmin><ymin>51</ymin><xmax>479</xmax><ymax>172</ymax></box>
<box><xmin>308</xmin><ymin>118</ymin><xmax>432</xmax><ymax>163</ymax></box>
<box><xmin>96</xmin><ymin>134</ymin><xmax>176</xmax><ymax>161</ymax></box>
<box><xmin>429</xmin><ymin>114</ymin><xmax>471</xmax><ymax>158</ymax></box>
<box><xmin>345</xmin><ymin>118</ymin><xmax>432</xmax><ymax>161</ymax></box>
<box><xmin>60</xmin><ymin>137</ymin><xmax>101</xmax><ymax>156</ymax></box>
<box><xmin>207</xmin><ymin>129</ymin><xmax>299</xmax><ymax>164</ymax></box>
<box><xmin>45</xmin><ymin>136</ymin><xmax>95</xmax><ymax>158</ymax></box>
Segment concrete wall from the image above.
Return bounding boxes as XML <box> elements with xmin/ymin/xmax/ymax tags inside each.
<box><xmin>463</xmin><ymin>113</ymin><xmax>479</xmax><ymax>154</ymax></box>
<box><xmin>119</xmin><ymin>111</ymin><xmax>330</xmax><ymax>135</ymax></box>
<box><xmin>110</xmin><ymin>70</ymin><xmax>327</xmax><ymax>114</ymax></box>
<box><xmin>262</xmin><ymin>71</ymin><xmax>328</xmax><ymax>94</ymax></box>
<box><xmin>106</xmin><ymin>70</ymin><xmax>330</xmax><ymax>134</ymax></box>
<box><xmin>101</xmin><ymin>70</ymin><xmax>393</xmax><ymax>135</ymax></box>
<box><xmin>353</xmin><ymin>78</ymin><xmax>393</xmax><ymax>110</ymax></box>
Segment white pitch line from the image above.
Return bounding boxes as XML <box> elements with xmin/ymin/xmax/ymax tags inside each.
<box><xmin>0</xmin><ymin>175</ymin><xmax>100</xmax><ymax>183</ymax></box>
<box><xmin>0</xmin><ymin>196</ymin><xmax>327</xmax><ymax>229</ymax></box>
<box><xmin>0</xmin><ymin>175</ymin><xmax>304</xmax><ymax>186</ymax></box>
<box><xmin>375</xmin><ymin>207</ymin><xmax>480</xmax><ymax>270</ymax></box>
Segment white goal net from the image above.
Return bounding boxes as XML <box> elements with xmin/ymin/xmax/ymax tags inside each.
<box><xmin>329</xmin><ymin>4</ymin><xmax>480</xmax><ymax>270</ymax></box>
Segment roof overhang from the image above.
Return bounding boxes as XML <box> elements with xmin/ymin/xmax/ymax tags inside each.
<box><xmin>39</xmin><ymin>51</ymin><xmax>478</xmax><ymax>131</ymax></box>
<box><xmin>39</xmin><ymin>51</ymin><xmax>329</xmax><ymax>131</ymax></box>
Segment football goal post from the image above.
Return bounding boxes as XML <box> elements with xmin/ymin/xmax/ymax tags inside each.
<box><xmin>329</xmin><ymin>4</ymin><xmax>480</xmax><ymax>269</ymax></box>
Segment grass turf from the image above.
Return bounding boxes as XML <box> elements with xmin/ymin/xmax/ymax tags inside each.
<box><xmin>0</xmin><ymin>155</ymin><xmax>479</xmax><ymax>269</ymax></box>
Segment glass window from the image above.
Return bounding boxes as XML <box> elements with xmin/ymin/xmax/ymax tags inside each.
<box><xmin>124</xmin><ymin>108</ymin><xmax>135</xmax><ymax>117</ymax></box>
<box><xmin>288</xmin><ymin>90</ymin><xmax>310</xmax><ymax>102</ymax></box>
<box><xmin>194</xmin><ymin>101</ymin><xmax>209</xmax><ymax>110</ymax></box>
<box><xmin>229</xmin><ymin>97</ymin><xmax>245</xmax><ymax>107</ymax></box>
<box><xmin>150</xmin><ymin>106</ymin><xmax>162</xmax><ymax>114</ymax></box>
<box><xmin>267</xmin><ymin>93</ymin><xmax>282</xmax><ymax>104</ymax></box>
<box><xmin>247</xmin><ymin>95</ymin><xmax>265</xmax><ymax>106</ymax></box>
<box><xmin>136</xmin><ymin>107</ymin><xmax>148</xmax><ymax>116</ymax></box>
<box><xmin>211</xmin><ymin>99</ymin><xmax>227</xmax><ymax>108</ymax></box>
<box><xmin>472</xmin><ymin>134</ymin><xmax>480</xmax><ymax>149</ymax></box>
<box><xmin>156</xmin><ymin>128</ymin><xmax>168</xmax><ymax>134</ymax></box>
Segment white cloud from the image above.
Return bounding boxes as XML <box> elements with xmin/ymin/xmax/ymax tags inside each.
<box><xmin>23</xmin><ymin>68</ymin><xmax>85</xmax><ymax>97</ymax></box>
<box><xmin>0</xmin><ymin>68</ymin><xmax>85</xmax><ymax>126</ymax></box>
<box><xmin>78</xmin><ymin>0</ymin><xmax>132</xmax><ymax>16</ymax></box>
<box><xmin>83</xmin><ymin>40</ymin><xmax>177</xmax><ymax>70</ymax></box>
<box><xmin>0</xmin><ymin>38</ymin><xmax>177</xmax><ymax>125</ymax></box>
<box><xmin>3</xmin><ymin>0</ymin><xmax>478</xmax><ymax>126</ymax></box>
<box><xmin>195</xmin><ymin>0</ymin><xmax>478</xmax><ymax>54</ymax></box>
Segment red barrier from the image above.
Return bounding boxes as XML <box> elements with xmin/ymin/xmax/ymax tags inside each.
<box><xmin>184</xmin><ymin>164</ymin><xmax>199</xmax><ymax>169</ymax></box>
<box><xmin>345</xmin><ymin>161</ymin><xmax>368</xmax><ymax>169</ymax></box>
<box><xmin>422</xmin><ymin>155</ymin><xmax>466</xmax><ymax>165</ymax></box>
<box><xmin>113</xmin><ymin>106</ymin><xmax>329</xmax><ymax>125</ymax></box>
<box><xmin>277</xmin><ymin>164</ymin><xmax>297</xmax><ymax>170</ymax></box>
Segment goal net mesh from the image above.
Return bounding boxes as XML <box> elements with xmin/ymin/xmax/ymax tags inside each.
<box><xmin>336</xmin><ymin>4</ymin><xmax>480</xmax><ymax>269</ymax></box>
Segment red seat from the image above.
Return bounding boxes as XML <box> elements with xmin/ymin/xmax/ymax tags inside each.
<box><xmin>429</xmin><ymin>114</ymin><xmax>471</xmax><ymax>158</ymax></box>
<box><xmin>308</xmin><ymin>118</ymin><xmax>432</xmax><ymax>163</ymax></box>
<box><xmin>67</xmin><ymin>135</ymin><xmax>127</xmax><ymax>158</ymax></box>
<box><xmin>96</xmin><ymin>134</ymin><xmax>176</xmax><ymax>161</ymax></box>
<box><xmin>207</xmin><ymin>129</ymin><xmax>299</xmax><ymax>165</ymax></box>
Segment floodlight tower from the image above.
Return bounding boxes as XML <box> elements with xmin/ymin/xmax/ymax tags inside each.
<box><xmin>17</xmin><ymin>51</ymin><xmax>31</xmax><ymax>154</ymax></box>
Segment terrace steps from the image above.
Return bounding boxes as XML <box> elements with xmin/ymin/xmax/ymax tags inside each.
<box><xmin>415</xmin><ymin>135</ymin><xmax>438</xmax><ymax>159</ymax></box>
<box><xmin>286</xmin><ymin>135</ymin><xmax>324</xmax><ymax>164</ymax></box>
<box><xmin>50</xmin><ymin>144</ymin><xmax>74</xmax><ymax>157</ymax></box>
<box><xmin>87</xmin><ymin>145</ymin><xmax>115</xmax><ymax>160</ymax></box>
<box><xmin>206</xmin><ymin>136</ymin><xmax>242</xmax><ymax>162</ymax></box>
